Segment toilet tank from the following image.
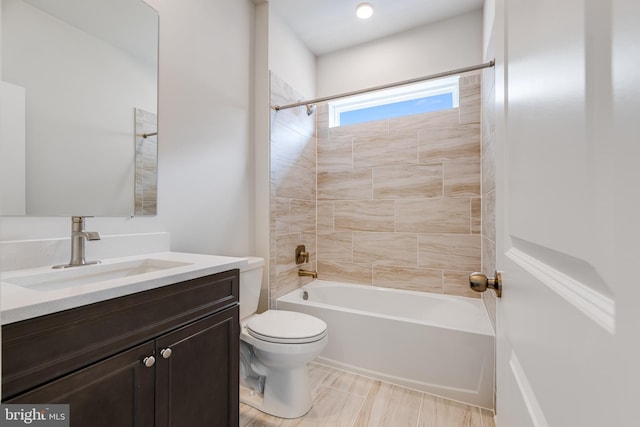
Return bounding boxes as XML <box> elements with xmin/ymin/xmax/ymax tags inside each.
<box><xmin>239</xmin><ymin>257</ymin><xmax>264</xmax><ymax>320</ymax></box>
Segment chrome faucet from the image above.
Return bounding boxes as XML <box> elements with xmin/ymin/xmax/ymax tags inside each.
<box><xmin>298</xmin><ymin>269</ymin><xmax>318</xmax><ymax>279</ymax></box>
<box><xmin>53</xmin><ymin>216</ymin><xmax>101</xmax><ymax>268</ymax></box>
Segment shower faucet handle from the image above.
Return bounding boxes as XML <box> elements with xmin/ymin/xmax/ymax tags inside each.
<box><xmin>295</xmin><ymin>245</ymin><xmax>309</xmax><ymax>264</ymax></box>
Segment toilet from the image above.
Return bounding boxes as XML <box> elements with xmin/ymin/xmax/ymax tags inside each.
<box><xmin>239</xmin><ymin>257</ymin><xmax>328</xmax><ymax>419</ymax></box>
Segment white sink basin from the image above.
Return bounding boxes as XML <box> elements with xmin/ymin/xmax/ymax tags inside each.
<box><xmin>4</xmin><ymin>258</ymin><xmax>192</xmax><ymax>292</ymax></box>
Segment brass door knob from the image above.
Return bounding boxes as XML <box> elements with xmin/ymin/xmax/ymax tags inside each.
<box><xmin>469</xmin><ymin>271</ymin><xmax>502</xmax><ymax>297</ymax></box>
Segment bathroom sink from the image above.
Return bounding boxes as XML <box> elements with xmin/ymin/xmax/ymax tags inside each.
<box><xmin>4</xmin><ymin>258</ymin><xmax>192</xmax><ymax>292</ymax></box>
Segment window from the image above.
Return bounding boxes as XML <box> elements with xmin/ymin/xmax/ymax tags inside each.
<box><xmin>328</xmin><ymin>76</ymin><xmax>459</xmax><ymax>128</ymax></box>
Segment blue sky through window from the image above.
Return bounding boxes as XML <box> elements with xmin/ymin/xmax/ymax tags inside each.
<box><xmin>339</xmin><ymin>93</ymin><xmax>454</xmax><ymax>126</ymax></box>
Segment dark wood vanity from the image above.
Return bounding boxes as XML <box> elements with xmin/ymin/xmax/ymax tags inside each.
<box><xmin>2</xmin><ymin>269</ymin><xmax>240</xmax><ymax>427</ymax></box>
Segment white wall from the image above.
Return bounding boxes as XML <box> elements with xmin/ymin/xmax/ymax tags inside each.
<box><xmin>316</xmin><ymin>10</ymin><xmax>483</xmax><ymax>97</ymax></box>
<box><xmin>269</xmin><ymin>8</ymin><xmax>316</xmax><ymax>99</ymax></box>
<box><xmin>0</xmin><ymin>0</ymin><xmax>256</xmax><ymax>267</ymax></box>
<box><xmin>0</xmin><ymin>81</ymin><xmax>25</xmax><ymax>215</ymax></box>
<box><xmin>151</xmin><ymin>0</ymin><xmax>254</xmax><ymax>257</ymax></box>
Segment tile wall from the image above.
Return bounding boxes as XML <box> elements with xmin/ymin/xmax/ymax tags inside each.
<box><xmin>315</xmin><ymin>73</ymin><xmax>482</xmax><ymax>298</ymax></box>
<box><xmin>481</xmin><ymin>63</ymin><xmax>497</xmax><ymax>328</ymax></box>
<box><xmin>134</xmin><ymin>108</ymin><xmax>158</xmax><ymax>216</ymax></box>
<box><xmin>269</xmin><ymin>72</ymin><xmax>485</xmax><ymax>307</ymax></box>
<box><xmin>269</xmin><ymin>73</ymin><xmax>317</xmax><ymax>307</ymax></box>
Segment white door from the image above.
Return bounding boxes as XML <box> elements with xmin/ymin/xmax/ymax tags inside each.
<box><xmin>493</xmin><ymin>0</ymin><xmax>640</xmax><ymax>426</ymax></box>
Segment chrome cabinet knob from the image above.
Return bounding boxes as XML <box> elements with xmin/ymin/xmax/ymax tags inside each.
<box><xmin>469</xmin><ymin>271</ymin><xmax>502</xmax><ymax>297</ymax></box>
<box><xmin>160</xmin><ymin>348</ymin><xmax>172</xmax><ymax>359</ymax></box>
<box><xmin>143</xmin><ymin>356</ymin><xmax>156</xmax><ymax>368</ymax></box>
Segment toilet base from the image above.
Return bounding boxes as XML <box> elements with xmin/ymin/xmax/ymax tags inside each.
<box><xmin>240</xmin><ymin>366</ymin><xmax>313</xmax><ymax>419</ymax></box>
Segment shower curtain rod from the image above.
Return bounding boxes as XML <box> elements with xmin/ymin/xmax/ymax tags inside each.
<box><xmin>271</xmin><ymin>59</ymin><xmax>495</xmax><ymax>112</ymax></box>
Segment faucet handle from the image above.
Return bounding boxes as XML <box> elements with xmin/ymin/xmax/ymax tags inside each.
<box><xmin>295</xmin><ymin>245</ymin><xmax>310</xmax><ymax>264</ymax></box>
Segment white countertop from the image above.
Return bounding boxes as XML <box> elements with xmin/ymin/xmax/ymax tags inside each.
<box><xmin>1</xmin><ymin>251</ymin><xmax>248</xmax><ymax>325</ymax></box>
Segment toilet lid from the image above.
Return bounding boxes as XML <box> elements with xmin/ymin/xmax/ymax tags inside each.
<box><xmin>246</xmin><ymin>310</ymin><xmax>327</xmax><ymax>344</ymax></box>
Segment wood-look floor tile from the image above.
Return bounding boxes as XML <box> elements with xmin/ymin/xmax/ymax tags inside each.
<box><xmin>353</xmin><ymin>381</ymin><xmax>423</xmax><ymax>427</ymax></box>
<box><xmin>241</xmin><ymin>365</ymin><xmax>496</xmax><ymax>427</ymax></box>
<box><xmin>418</xmin><ymin>395</ymin><xmax>483</xmax><ymax>427</ymax></box>
<box><xmin>481</xmin><ymin>408</ymin><xmax>496</xmax><ymax>427</ymax></box>
<box><xmin>285</xmin><ymin>385</ymin><xmax>365</xmax><ymax>427</ymax></box>
<box><xmin>240</xmin><ymin>403</ymin><xmax>286</xmax><ymax>427</ymax></box>
<box><xmin>317</xmin><ymin>364</ymin><xmax>376</xmax><ymax>397</ymax></box>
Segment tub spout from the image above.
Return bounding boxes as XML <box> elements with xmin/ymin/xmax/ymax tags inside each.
<box><xmin>298</xmin><ymin>269</ymin><xmax>318</xmax><ymax>279</ymax></box>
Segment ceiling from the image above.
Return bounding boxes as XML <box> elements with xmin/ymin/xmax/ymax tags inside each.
<box><xmin>269</xmin><ymin>0</ymin><xmax>484</xmax><ymax>56</ymax></box>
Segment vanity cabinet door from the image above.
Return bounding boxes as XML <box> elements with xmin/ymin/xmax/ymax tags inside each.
<box><xmin>5</xmin><ymin>341</ymin><xmax>156</xmax><ymax>427</ymax></box>
<box><xmin>155</xmin><ymin>306</ymin><xmax>239</xmax><ymax>427</ymax></box>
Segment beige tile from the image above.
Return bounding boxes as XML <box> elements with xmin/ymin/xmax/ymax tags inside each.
<box><xmin>274</xmin><ymin>163</ymin><xmax>316</xmax><ymax>200</ymax></box>
<box><xmin>274</xmin><ymin>198</ymin><xmax>290</xmax><ymax>234</ymax></box>
<box><xmin>308</xmin><ymin>363</ymin><xmax>333</xmax><ymax>399</ymax></box>
<box><xmin>443</xmin><ymin>161</ymin><xmax>481</xmax><ymax>197</ymax></box>
<box><xmin>241</xmin><ymin>364</ymin><xmax>495</xmax><ymax>427</ymax></box>
<box><xmin>459</xmin><ymin>83</ymin><xmax>481</xmax><ymax>124</ymax></box>
<box><xmin>334</xmin><ymin>200</ymin><xmax>395</xmax><ymax>232</ymax></box>
<box><xmin>272</xmin><ymin>261</ymin><xmax>318</xmax><ymax>306</ymax></box>
<box><xmin>317</xmin><ymin>260</ymin><xmax>372</xmax><ymax>285</ymax></box>
<box><xmin>317</xmin><ymin>169</ymin><xmax>372</xmax><ymax>200</ymax></box>
<box><xmin>418</xmin><ymin>123</ymin><xmax>480</xmax><ymax>163</ymax></box>
<box><xmin>288</xmin><ymin>385</ymin><xmax>365</xmax><ymax>427</ymax></box>
<box><xmin>482</xmin><ymin>189</ymin><xmax>496</xmax><ymax>242</ymax></box>
<box><xmin>482</xmin><ymin>235</ymin><xmax>496</xmax><ymax>279</ymax></box>
<box><xmin>317</xmin><ymin>137</ymin><xmax>353</xmax><ymax>172</ymax></box>
<box><xmin>482</xmin><ymin>236</ymin><xmax>497</xmax><ymax>330</ymax></box>
<box><xmin>471</xmin><ymin>198</ymin><xmax>481</xmax><ymax>235</ymax></box>
<box><xmin>240</xmin><ymin>403</ymin><xmax>284</xmax><ymax>426</ymax></box>
<box><xmin>290</xmin><ymin>199</ymin><xmax>316</xmax><ymax>233</ymax></box>
<box><xmin>373</xmin><ymin>165</ymin><xmax>442</xmax><ymax>199</ymax></box>
<box><xmin>481</xmin><ymin>122</ymin><xmax>496</xmax><ymax>195</ymax></box>
<box><xmin>316</xmin><ymin>119</ymin><xmax>329</xmax><ymax>141</ymax></box>
<box><xmin>270</xmin><ymin>89</ymin><xmax>315</xmax><ymax>139</ymax></box>
<box><xmin>460</xmin><ymin>72</ymin><xmax>482</xmax><ymax>86</ymax></box>
<box><xmin>276</xmin><ymin>233</ymin><xmax>301</xmax><ymax>274</ymax></box>
<box><xmin>418</xmin><ymin>394</ymin><xmax>483</xmax><ymax>427</ymax></box>
<box><xmin>329</xmin><ymin>118</ymin><xmax>389</xmax><ymax>139</ymax></box>
<box><xmin>317</xmin><ymin>202</ymin><xmax>334</xmax><ymax>231</ymax></box>
<box><xmin>271</xmin><ymin>122</ymin><xmax>316</xmax><ymax>170</ymax></box>
<box><xmin>481</xmin><ymin>408</ymin><xmax>496</xmax><ymax>427</ymax></box>
<box><xmin>317</xmin><ymin>365</ymin><xmax>376</xmax><ymax>397</ymax></box>
<box><xmin>353</xmin><ymin>131</ymin><xmax>418</xmax><ymax>168</ymax></box>
<box><xmin>373</xmin><ymin>266</ymin><xmax>443</xmax><ymax>293</ymax></box>
<box><xmin>388</xmin><ymin>109</ymin><xmax>460</xmax><ymax>133</ymax></box>
<box><xmin>444</xmin><ymin>270</ymin><xmax>481</xmax><ymax>298</ymax></box>
<box><xmin>317</xmin><ymin>231</ymin><xmax>353</xmax><ymax>262</ymax></box>
<box><xmin>353</xmin><ymin>381</ymin><xmax>422</xmax><ymax>427</ymax></box>
<box><xmin>418</xmin><ymin>234</ymin><xmax>481</xmax><ymax>271</ymax></box>
<box><xmin>396</xmin><ymin>199</ymin><xmax>471</xmax><ymax>233</ymax></box>
<box><xmin>353</xmin><ymin>232</ymin><xmax>418</xmax><ymax>267</ymax></box>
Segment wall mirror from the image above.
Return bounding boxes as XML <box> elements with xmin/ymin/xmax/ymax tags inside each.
<box><xmin>0</xmin><ymin>0</ymin><xmax>158</xmax><ymax>216</ymax></box>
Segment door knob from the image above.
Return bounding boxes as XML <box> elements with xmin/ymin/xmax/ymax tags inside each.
<box><xmin>469</xmin><ymin>271</ymin><xmax>502</xmax><ymax>297</ymax></box>
<box><xmin>160</xmin><ymin>348</ymin><xmax>172</xmax><ymax>359</ymax></box>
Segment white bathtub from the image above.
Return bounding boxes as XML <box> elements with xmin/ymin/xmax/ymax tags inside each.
<box><xmin>277</xmin><ymin>280</ymin><xmax>495</xmax><ymax>409</ymax></box>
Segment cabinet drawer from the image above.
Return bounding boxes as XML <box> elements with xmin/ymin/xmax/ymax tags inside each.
<box><xmin>2</xmin><ymin>269</ymin><xmax>238</xmax><ymax>400</ymax></box>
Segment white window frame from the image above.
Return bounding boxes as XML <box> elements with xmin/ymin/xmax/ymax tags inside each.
<box><xmin>328</xmin><ymin>76</ymin><xmax>460</xmax><ymax>128</ymax></box>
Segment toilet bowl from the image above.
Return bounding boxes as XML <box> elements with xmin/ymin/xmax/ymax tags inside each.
<box><xmin>239</xmin><ymin>257</ymin><xmax>328</xmax><ymax>419</ymax></box>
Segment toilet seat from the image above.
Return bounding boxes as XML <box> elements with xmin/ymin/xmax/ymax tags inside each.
<box><xmin>246</xmin><ymin>310</ymin><xmax>327</xmax><ymax>344</ymax></box>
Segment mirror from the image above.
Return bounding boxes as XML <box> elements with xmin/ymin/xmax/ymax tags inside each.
<box><xmin>0</xmin><ymin>0</ymin><xmax>158</xmax><ymax>216</ymax></box>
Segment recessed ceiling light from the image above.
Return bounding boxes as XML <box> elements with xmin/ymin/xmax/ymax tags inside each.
<box><xmin>356</xmin><ymin>3</ymin><xmax>374</xmax><ymax>20</ymax></box>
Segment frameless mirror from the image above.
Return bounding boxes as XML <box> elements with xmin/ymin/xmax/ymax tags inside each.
<box><xmin>0</xmin><ymin>0</ymin><xmax>158</xmax><ymax>216</ymax></box>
